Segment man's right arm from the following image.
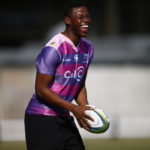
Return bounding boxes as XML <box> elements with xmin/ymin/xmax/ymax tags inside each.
<box><xmin>35</xmin><ymin>72</ymin><xmax>75</xmax><ymax>112</ymax></box>
<box><xmin>35</xmin><ymin>72</ymin><xmax>92</xmax><ymax>129</ymax></box>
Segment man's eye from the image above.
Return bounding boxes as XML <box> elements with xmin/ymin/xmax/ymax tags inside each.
<box><xmin>78</xmin><ymin>16</ymin><xmax>91</xmax><ymax>20</ymax></box>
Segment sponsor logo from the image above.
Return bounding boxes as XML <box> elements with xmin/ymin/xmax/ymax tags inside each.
<box><xmin>64</xmin><ymin>66</ymin><xmax>84</xmax><ymax>82</ymax></box>
<box><xmin>62</xmin><ymin>58</ymin><xmax>71</xmax><ymax>62</ymax></box>
<box><xmin>83</xmin><ymin>53</ymin><xmax>89</xmax><ymax>63</ymax></box>
<box><xmin>49</xmin><ymin>41</ymin><xmax>56</xmax><ymax>46</ymax></box>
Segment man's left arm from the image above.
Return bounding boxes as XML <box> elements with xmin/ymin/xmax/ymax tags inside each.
<box><xmin>74</xmin><ymin>72</ymin><xmax>89</xmax><ymax>106</ymax></box>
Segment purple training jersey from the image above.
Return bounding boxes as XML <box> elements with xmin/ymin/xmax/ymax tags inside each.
<box><xmin>25</xmin><ymin>33</ymin><xmax>94</xmax><ymax>116</ymax></box>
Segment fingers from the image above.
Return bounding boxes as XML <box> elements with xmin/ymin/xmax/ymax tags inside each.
<box><xmin>77</xmin><ymin>118</ymin><xmax>83</xmax><ymax>128</ymax></box>
<box><xmin>73</xmin><ymin>105</ymin><xmax>94</xmax><ymax>130</ymax></box>
<box><xmin>84</xmin><ymin>113</ymin><xmax>94</xmax><ymax>122</ymax></box>
<box><xmin>77</xmin><ymin>117</ymin><xmax>90</xmax><ymax>130</ymax></box>
<box><xmin>77</xmin><ymin>113</ymin><xmax>93</xmax><ymax>129</ymax></box>
<box><xmin>85</xmin><ymin>105</ymin><xmax>94</xmax><ymax>110</ymax></box>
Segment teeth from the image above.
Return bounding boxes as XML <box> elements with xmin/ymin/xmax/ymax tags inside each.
<box><xmin>81</xmin><ymin>25</ymin><xmax>88</xmax><ymax>28</ymax></box>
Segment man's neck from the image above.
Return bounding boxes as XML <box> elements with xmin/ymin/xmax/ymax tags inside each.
<box><xmin>62</xmin><ymin>30</ymin><xmax>81</xmax><ymax>47</ymax></box>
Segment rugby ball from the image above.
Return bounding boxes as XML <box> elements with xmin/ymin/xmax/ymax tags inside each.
<box><xmin>85</xmin><ymin>105</ymin><xmax>110</xmax><ymax>133</ymax></box>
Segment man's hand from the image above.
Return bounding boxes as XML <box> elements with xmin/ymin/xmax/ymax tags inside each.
<box><xmin>71</xmin><ymin>105</ymin><xmax>94</xmax><ymax>130</ymax></box>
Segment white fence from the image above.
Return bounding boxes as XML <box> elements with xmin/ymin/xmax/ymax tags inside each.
<box><xmin>0</xmin><ymin>65</ymin><xmax>150</xmax><ymax>141</ymax></box>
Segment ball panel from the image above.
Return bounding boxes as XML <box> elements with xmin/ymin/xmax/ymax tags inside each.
<box><xmin>94</xmin><ymin>109</ymin><xmax>110</xmax><ymax>129</ymax></box>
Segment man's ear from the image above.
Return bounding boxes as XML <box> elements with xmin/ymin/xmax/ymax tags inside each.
<box><xmin>64</xmin><ymin>16</ymin><xmax>71</xmax><ymax>25</ymax></box>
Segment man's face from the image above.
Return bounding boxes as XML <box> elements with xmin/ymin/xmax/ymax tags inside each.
<box><xmin>69</xmin><ymin>6</ymin><xmax>91</xmax><ymax>37</ymax></box>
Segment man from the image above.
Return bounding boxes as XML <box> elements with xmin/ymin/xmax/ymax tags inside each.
<box><xmin>25</xmin><ymin>1</ymin><xmax>94</xmax><ymax>150</ymax></box>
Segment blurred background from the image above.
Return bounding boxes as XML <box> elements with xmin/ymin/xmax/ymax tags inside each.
<box><xmin>0</xmin><ymin>0</ymin><xmax>150</xmax><ymax>149</ymax></box>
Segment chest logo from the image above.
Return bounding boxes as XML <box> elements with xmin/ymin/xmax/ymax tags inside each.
<box><xmin>64</xmin><ymin>66</ymin><xmax>84</xmax><ymax>82</ymax></box>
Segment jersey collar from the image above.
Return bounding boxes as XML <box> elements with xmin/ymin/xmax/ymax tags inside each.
<box><xmin>60</xmin><ymin>32</ymin><xmax>82</xmax><ymax>52</ymax></box>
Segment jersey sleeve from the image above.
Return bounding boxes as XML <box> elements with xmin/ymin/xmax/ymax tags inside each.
<box><xmin>36</xmin><ymin>46</ymin><xmax>61</xmax><ymax>75</ymax></box>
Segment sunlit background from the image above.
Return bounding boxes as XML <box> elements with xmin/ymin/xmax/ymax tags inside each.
<box><xmin>0</xmin><ymin>0</ymin><xmax>150</xmax><ymax>149</ymax></box>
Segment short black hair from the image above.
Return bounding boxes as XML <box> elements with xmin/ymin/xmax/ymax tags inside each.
<box><xmin>62</xmin><ymin>0</ymin><xmax>88</xmax><ymax>17</ymax></box>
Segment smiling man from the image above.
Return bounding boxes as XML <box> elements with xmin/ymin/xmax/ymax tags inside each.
<box><xmin>25</xmin><ymin>1</ymin><xmax>94</xmax><ymax>150</ymax></box>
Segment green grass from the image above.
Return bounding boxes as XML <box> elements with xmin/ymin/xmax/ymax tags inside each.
<box><xmin>0</xmin><ymin>141</ymin><xmax>26</xmax><ymax>150</ymax></box>
<box><xmin>0</xmin><ymin>139</ymin><xmax>150</xmax><ymax>150</ymax></box>
<box><xmin>84</xmin><ymin>138</ymin><xmax>150</xmax><ymax>150</ymax></box>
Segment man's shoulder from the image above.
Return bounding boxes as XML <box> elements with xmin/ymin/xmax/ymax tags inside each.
<box><xmin>45</xmin><ymin>33</ymin><xmax>63</xmax><ymax>49</ymax></box>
